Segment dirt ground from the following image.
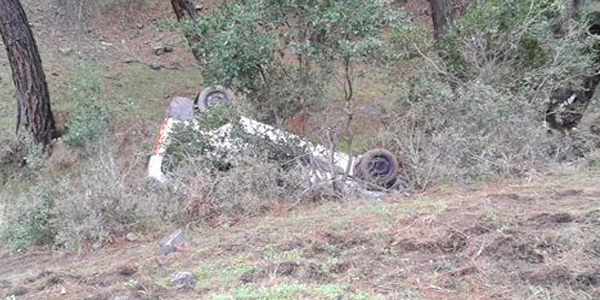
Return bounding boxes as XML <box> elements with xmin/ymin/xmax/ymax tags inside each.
<box><xmin>2</xmin><ymin>171</ymin><xmax>600</xmax><ymax>299</ymax></box>
<box><xmin>3</xmin><ymin>0</ymin><xmax>600</xmax><ymax>299</ymax></box>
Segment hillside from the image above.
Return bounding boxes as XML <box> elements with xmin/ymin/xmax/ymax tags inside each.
<box><xmin>2</xmin><ymin>0</ymin><xmax>600</xmax><ymax>299</ymax></box>
<box><xmin>3</xmin><ymin>172</ymin><xmax>600</xmax><ymax>299</ymax></box>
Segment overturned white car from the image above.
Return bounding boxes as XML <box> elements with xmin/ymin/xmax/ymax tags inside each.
<box><xmin>148</xmin><ymin>87</ymin><xmax>404</xmax><ymax>196</ymax></box>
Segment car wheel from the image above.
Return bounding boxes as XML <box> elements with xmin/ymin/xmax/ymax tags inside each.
<box><xmin>356</xmin><ymin>149</ymin><xmax>399</xmax><ymax>188</ymax></box>
<box><xmin>196</xmin><ymin>86</ymin><xmax>235</xmax><ymax>112</ymax></box>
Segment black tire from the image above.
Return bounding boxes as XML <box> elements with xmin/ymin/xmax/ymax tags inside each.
<box><xmin>355</xmin><ymin>149</ymin><xmax>399</xmax><ymax>188</ymax></box>
<box><xmin>587</xmin><ymin>11</ymin><xmax>600</xmax><ymax>36</ymax></box>
<box><xmin>195</xmin><ymin>86</ymin><xmax>235</xmax><ymax>112</ymax></box>
<box><xmin>546</xmin><ymin>87</ymin><xmax>592</xmax><ymax>132</ymax></box>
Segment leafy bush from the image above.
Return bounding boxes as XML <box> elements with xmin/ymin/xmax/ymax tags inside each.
<box><xmin>391</xmin><ymin>21</ymin><xmax>433</xmax><ymax>59</ymax></box>
<box><xmin>382</xmin><ymin>0</ymin><xmax>600</xmax><ymax>188</ymax></box>
<box><xmin>0</xmin><ymin>187</ymin><xmax>57</xmax><ymax>250</ymax></box>
<box><xmin>438</xmin><ymin>0</ymin><xmax>596</xmax><ymax>80</ymax></box>
<box><xmin>62</xmin><ymin>63</ymin><xmax>112</xmax><ymax>148</ymax></box>
<box><xmin>182</xmin><ymin>0</ymin><xmax>400</xmax><ymax>122</ymax></box>
<box><xmin>167</xmin><ymin>105</ymin><xmax>239</xmax><ymax>168</ymax></box>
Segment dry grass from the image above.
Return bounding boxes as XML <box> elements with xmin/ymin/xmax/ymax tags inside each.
<box><xmin>3</xmin><ymin>171</ymin><xmax>600</xmax><ymax>299</ymax></box>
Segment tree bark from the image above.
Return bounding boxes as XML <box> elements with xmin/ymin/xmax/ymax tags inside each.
<box><xmin>0</xmin><ymin>0</ymin><xmax>56</xmax><ymax>146</ymax></box>
<box><xmin>170</xmin><ymin>0</ymin><xmax>198</xmax><ymax>21</ymax></box>
<box><xmin>429</xmin><ymin>0</ymin><xmax>453</xmax><ymax>39</ymax></box>
<box><xmin>568</xmin><ymin>0</ymin><xmax>584</xmax><ymax>20</ymax></box>
<box><xmin>170</xmin><ymin>0</ymin><xmax>202</xmax><ymax>60</ymax></box>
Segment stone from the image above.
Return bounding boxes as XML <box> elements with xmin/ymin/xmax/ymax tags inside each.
<box><xmin>153</xmin><ymin>45</ymin><xmax>164</xmax><ymax>55</ymax></box>
<box><xmin>124</xmin><ymin>232</ymin><xmax>138</xmax><ymax>242</ymax></box>
<box><xmin>58</xmin><ymin>47</ymin><xmax>72</xmax><ymax>56</ymax></box>
<box><xmin>170</xmin><ymin>271</ymin><xmax>195</xmax><ymax>289</ymax></box>
<box><xmin>163</xmin><ymin>45</ymin><xmax>174</xmax><ymax>53</ymax></box>
<box><xmin>159</xmin><ymin>229</ymin><xmax>186</xmax><ymax>255</ymax></box>
<box><xmin>91</xmin><ymin>242</ymin><xmax>104</xmax><ymax>251</ymax></box>
<box><xmin>355</xmin><ymin>102</ymin><xmax>382</xmax><ymax>116</ymax></box>
<box><xmin>149</xmin><ymin>63</ymin><xmax>162</xmax><ymax>70</ymax></box>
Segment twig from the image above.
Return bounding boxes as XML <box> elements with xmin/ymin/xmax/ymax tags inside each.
<box><xmin>414</xmin><ymin>44</ymin><xmax>461</xmax><ymax>85</ymax></box>
<box><xmin>327</xmin><ymin>129</ymin><xmax>339</xmax><ymax>196</ymax></box>
<box><xmin>122</xmin><ymin>57</ymin><xmax>182</xmax><ymax>70</ymax></box>
<box><xmin>341</xmin><ymin>104</ymin><xmax>354</xmax><ymax>183</ymax></box>
<box><xmin>343</xmin><ymin>55</ymin><xmax>353</xmax><ymax>102</ymax></box>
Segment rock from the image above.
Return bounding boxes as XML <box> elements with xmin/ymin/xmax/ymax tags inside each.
<box><xmin>149</xmin><ymin>63</ymin><xmax>162</xmax><ymax>70</ymax></box>
<box><xmin>58</xmin><ymin>47</ymin><xmax>72</xmax><ymax>56</ymax></box>
<box><xmin>91</xmin><ymin>242</ymin><xmax>104</xmax><ymax>251</ymax></box>
<box><xmin>170</xmin><ymin>271</ymin><xmax>195</xmax><ymax>289</ymax></box>
<box><xmin>163</xmin><ymin>45</ymin><xmax>174</xmax><ymax>53</ymax></box>
<box><xmin>159</xmin><ymin>229</ymin><xmax>187</xmax><ymax>255</ymax></box>
<box><xmin>136</xmin><ymin>23</ymin><xmax>144</xmax><ymax>29</ymax></box>
<box><xmin>124</xmin><ymin>232</ymin><xmax>138</xmax><ymax>242</ymax></box>
<box><xmin>355</xmin><ymin>102</ymin><xmax>382</xmax><ymax>116</ymax></box>
<box><xmin>153</xmin><ymin>45</ymin><xmax>164</xmax><ymax>55</ymax></box>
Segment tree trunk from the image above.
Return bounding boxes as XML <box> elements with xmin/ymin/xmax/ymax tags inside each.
<box><xmin>554</xmin><ymin>0</ymin><xmax>586</xmax><ymax>35</ymax></box>
<box><xmin>0</xmin><ymin>0</ymin><xmax>56</xmax><ymax>146</ymax></box>
<box><xmin>429</xmin><ymin>0</ymin><xmax>453</xmax><ymax>39</ymax></box>
<box><xmin>170</xmin><ymin>0</ymin><xmax>198</xmax><ymax>21</ymax></box>
<box><xmin>170</xmin><ymin>0</ymin><xmax>202</xmax><ymax>60</ymax></box>
<box><xmin>568</xmin><ymin>0</ymin><xmax>584</xmax><ymax>20</ymax></box>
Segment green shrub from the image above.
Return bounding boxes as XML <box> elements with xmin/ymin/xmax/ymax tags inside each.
<box><xmin>0</xmin><ymin>187</ymin><xmax>57</xmax><ymax>250</ymax></box>
<box><xmin>167</xmin><ymin>105</ymin><xmax>239</xmax><ymax>168</ymax></box>
<box><xmin>62</xmin><ymin>63</ymin><xmax>112</xmax><ymax>148</ymax></box>
<box><xmin>182</xmin><ymin>0</ymin><xmax>400</xmax><ymax>122</ymax></box>
<box><xmin>391</xmin><ymin>21</ymin><xmax>433</xmax><ymax>59</ymax></box>
<box><xmin>438</xmin><ymin>0</ymin><xmax>595</xmax><ymax>80</ymax></box>
<box><xmin>382</xmin><ymin>1</ymin><xmax>600</xmax><ymax>189</ymax></box>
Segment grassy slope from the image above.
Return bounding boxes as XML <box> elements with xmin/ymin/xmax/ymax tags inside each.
<box><xmin>2</xmin><ymin>0</ymin><xmax>600</xmax><ymax>299</ymax></box>
<box><xmin>2</xmin><ymin>171</ymin><xmax>600</xmax><ymax>299</ymax></box>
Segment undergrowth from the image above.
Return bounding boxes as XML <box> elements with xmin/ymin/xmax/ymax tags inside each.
<box><xmin>2</xmin><ymin>0</ymin><xmax>600</xmax><ymax>251</ymax></box>
<box><xmin>62</xmin><ymin>61</ymin><xmax>113</xmax><ymax>149</ymax></box>
<box><xmin>382</xmin><ymin>0</ymin><xmax>600</xmax><ymax>188</ymax></box>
